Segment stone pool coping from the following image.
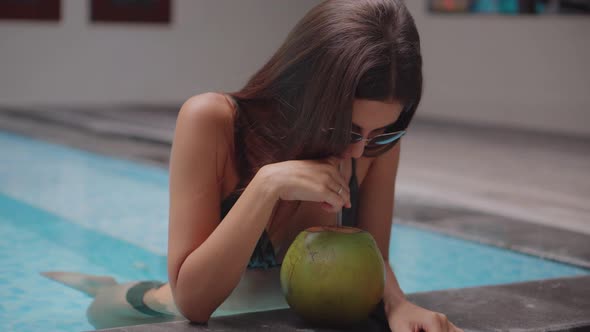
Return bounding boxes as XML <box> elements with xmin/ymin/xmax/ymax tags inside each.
<box><xmin>95</xmin><ymin>275</ymin><xmax>590</xmax><ymax>332</ymax></box>
<box><xmin>395</xmin><ymin>196</ymin><xmax>590</xmax><ymax>270</ymax></box>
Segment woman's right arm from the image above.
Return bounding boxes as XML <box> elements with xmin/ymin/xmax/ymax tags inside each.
<box><xmin>167</xmin><ymin>93</ymin><xmax>351</xmax><ymax>323</ymax></box>
<box><xmin>167</xmin><ymin>94</ymin><xmax>281</xmax><ymax>323</ymax></box>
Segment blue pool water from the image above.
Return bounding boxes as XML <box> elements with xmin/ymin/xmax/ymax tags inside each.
<box><xmin>0</xmin><ymin>131</ymin><xmax>588</xmax><ymax>332</ymax></box>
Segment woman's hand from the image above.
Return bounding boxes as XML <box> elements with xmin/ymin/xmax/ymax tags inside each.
<box><xmin>257</xmin><ymin>157</ymin><xmax>351</xmax><ymax>213</ymax></box>
<box><xmin>388</xmin><ymin>300</ymin><xmax>464</xmax><ymax>332</ymax></box>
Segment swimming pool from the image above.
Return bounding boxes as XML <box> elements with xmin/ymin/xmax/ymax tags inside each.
<box><xmin>1</xmin><ymin>131</ymin><xmax>588</xmax><ymax>332</ymax></box>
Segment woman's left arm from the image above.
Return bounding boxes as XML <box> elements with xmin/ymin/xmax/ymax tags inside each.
<box><xmin>357</xmin><ymin>142</ymin><xmax>463</xmax><ymax>332</ymax></box>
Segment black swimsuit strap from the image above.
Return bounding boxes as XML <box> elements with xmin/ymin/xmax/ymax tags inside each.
<box><xmin>126</xmin><ymin>281</ymin><xmax>172</xmax><ymax>317</ymax></box>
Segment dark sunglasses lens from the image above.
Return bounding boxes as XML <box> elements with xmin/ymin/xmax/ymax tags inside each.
<box><xmin>368</xmin><ymin>132</ymin><xmax>405</xmax><ymax>146</ymax></box>
<box><xmin>350</xmin><ymin>132</ymin><xmax>363</xmax><ymax>143</ymax></box>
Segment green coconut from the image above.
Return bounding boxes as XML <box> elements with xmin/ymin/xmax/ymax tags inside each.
<box><xmin>280</xmin><ymin>226</ymin><xmax>385</xmax><ymax>327</ymax></box>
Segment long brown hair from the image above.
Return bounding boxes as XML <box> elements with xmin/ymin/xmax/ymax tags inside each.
<box><xmin>229</xmin><ymin>0</ymin><xmax>422</xmax><ymax>189</ymax></box>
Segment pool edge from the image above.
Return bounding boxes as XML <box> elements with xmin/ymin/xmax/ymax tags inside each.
<box><xmin>94</xmin><ymin>275</ymin><xmax>590</xmax><ymax>332</ymax></box>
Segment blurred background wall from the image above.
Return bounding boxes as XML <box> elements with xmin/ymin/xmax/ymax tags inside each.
<box><xmin>0</xmin><ymin>0</ymin><xmax>588</xmax><ymax>137</ymax></box>
<box><xmin>0</xmin><ymin>0</ymin><xmax>318</xmax><ymax>106</ymax></box>
<box><xmin>405</xmin><ymin>1</ymin><xmax>590</xmax><ymax>138</ymax></box>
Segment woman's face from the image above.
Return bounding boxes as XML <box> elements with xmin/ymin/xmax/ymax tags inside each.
<box><xmin>341</xmin><ymin>98</ymin><xmax>404</xmax><ymax>159</ymax></box>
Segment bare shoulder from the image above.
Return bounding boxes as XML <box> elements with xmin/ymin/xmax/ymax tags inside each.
<box><xmin>174</xmin><ymin>92</ymin><xmax>236</xmax><ymax>155</ymax></box>
<box><xmin>177</xmin><ymin>92</ymin><xmax>235</xmax><ymax>129</ymax></box>
<box><xmin>170</xmin><ymin>92</ymin><xmax>237</xmax><ymax>183</ymax></box>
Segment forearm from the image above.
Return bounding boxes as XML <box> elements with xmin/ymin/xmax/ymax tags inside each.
<box><xmin>383</xmin><ymin>263</ymin><xmax>407</xmax><ymax>315</ymax></box>
<box><xmin>173</xmin><ymin>171</ymin><xmax>280</xmax><ymax>321</ymax></box>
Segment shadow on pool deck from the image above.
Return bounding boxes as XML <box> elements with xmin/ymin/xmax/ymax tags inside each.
<box><xmin>1</xmin><ymin>106</ymin><xmax>589</xmax><ymax>332</ymax></box>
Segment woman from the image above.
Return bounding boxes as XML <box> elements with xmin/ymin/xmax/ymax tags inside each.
<box><xmin>43</xmin><ymin>0</ymin><xmax>463</xmax><ymax>331</ymax></box>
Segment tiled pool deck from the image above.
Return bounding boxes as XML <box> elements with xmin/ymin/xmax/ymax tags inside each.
<box><xmin>1</xmin><ymin>106</ymin><xmax>589</xmax><ymax>332</ymax></box>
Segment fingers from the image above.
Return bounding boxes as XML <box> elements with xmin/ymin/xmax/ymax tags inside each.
<box><xmin>319</xmin><ymin>183</ymin><xmax>348</xmax><ymax>213</ymax></box>
<box><xmin>314</xmin><ymin>170</ymin><xmax>348</xmax><ymax>213</ymax></box>
<box><xmin>424</xmin><ymin>313</ymin><xmax>454</xmax><ymax>332</ymax></box>
<box><xmin>325</xmin><ymin>156</ymin><xmax>342</xmax><ymax>167</ymax></box>
<box><xmin>280</xmin><ymin>156</ymin><xmax>351</xmax><ymax>211</ymax></box>
<box><xmin>323</xmin><ymin>157</ymin><xmax>351</xmax><ymax>208</ymax></box>
<box><xmin>320</xmin><ymin>202</ymin><xmax>334</xmax><ymax>212</ymax></box>
<box><xmin>326</xmin><ymin>176</ymin><xmax>350</xmax><ymax>208</ymax></box>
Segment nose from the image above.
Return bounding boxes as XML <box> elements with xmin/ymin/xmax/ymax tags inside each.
<box><xmin>343</xmin><ymin>141</ymin><xmax>365</xmax><ymax>159</ymax></box>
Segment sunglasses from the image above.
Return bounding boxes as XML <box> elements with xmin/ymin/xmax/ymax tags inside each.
<box><xmin>324</xmin><ymin>101</ymin><xmax>414</xmax><ymax>157</ymax></box>
<box><xmin>323</xmin><ymin>128</ymin><xmax>406</xmax><ymax>157</ymax></box>
<box><xmin>352</xmin><ymin>128</ymin><xmax>405</xmax><ymax>144</ymax></box>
